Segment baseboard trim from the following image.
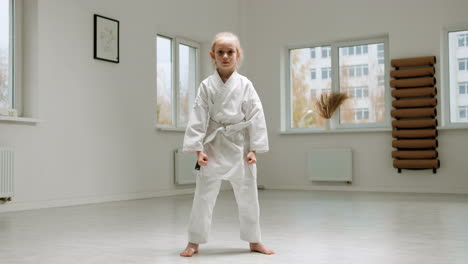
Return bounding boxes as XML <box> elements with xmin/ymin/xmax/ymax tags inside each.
<box><xmin>260</xmin><ymin>184</ymin><xmax>468</xmax><ymax>195</ymax></box>
<box><xmin>0</xmin><ymin>185</ymin><xmax>234</xmax><ymax>213</ymax></box>
<box><xmin>0</xmin><ymin>188</ymin><xmax>197</xmax><ymax>213</ymax></box>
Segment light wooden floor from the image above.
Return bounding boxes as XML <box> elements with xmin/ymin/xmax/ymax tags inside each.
<box><xmin>0</xmin><ymin>190</ymin><xmax>467</xmax><ymax>264</ymax></box>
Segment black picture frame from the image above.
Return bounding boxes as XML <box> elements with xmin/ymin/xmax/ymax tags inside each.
<box><xmin>94</xmin><ymin>14</ymin><xmax>119</xmax><ymax>63</ymax></box>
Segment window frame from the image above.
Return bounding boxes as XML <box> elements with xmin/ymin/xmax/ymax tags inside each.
<box><xmin>283</xmin><ymin>36</ymin><xmax>390</xmax><ymax>132</ymax></box>
<box><xmin>442</xmin><ymin>24</ymin><xmax>468</xmax><ymax>128</ymax></box>
<box><xmin>155</xmin><ymin>33</ymin><xmax>200</xmax><ymax>131</ymax></box>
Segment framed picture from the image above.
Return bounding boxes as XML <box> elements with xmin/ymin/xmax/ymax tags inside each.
<box><xmin>94</xmin><ymin>14</ymin><xmax>119</xmax><ymax>63</ymax></box>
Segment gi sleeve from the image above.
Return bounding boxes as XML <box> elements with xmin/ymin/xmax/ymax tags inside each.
<box><xmin>182</xmin><ymin>84</ymin><xmax>210</xmax><ymax>153</ymax></box>
<box><xmin>245</xmin><ymin>83</ymin><xmax>269</xmax><ymax>153</ymax></box>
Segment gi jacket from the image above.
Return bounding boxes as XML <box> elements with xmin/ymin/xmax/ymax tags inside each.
<box><xmin>183</xmin><ymin>71</ymin><xmax>269</xmax><ymax>180</ymax></box>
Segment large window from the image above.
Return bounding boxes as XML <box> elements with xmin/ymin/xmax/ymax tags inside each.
<box><xmin>0</xmin><ymin>0</ymin><xmax>14</xmax><ymax>110</ymax></box>
<box><xmin>156</xmin><ymin>35</ymin><xmax>199</xmax><ymax>129</ymax></box>
<box><xmin>446</xmin><ymin>29</ymin><xmax>468</xmax><ymax>125</ymax></box>
<box><xmin>287</xmin><ymin>37</ymin><xmax>388</xmax><ymax>130</ymax></box>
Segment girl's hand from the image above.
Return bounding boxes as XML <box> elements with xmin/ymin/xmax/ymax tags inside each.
<box><xmin>197</xmin><ymin>151</ymin><xmax>209</xmax><ymax>166</ymax></box>
<box><xmin>246</xmin><ymin>151</ymin><xmax>256</xmax><ymax>165</ymax></box>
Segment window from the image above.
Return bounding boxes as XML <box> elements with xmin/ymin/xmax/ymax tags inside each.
<box><xmin>321</xmin><ymin>46</ymin><xmax>330</xmax><ymax>58</ymax></box>
<box><xmin>0</xmin><ymin>0</ymin><xmax>14</xmax><ymax>110</ymax></box>
<box><xmin>156</xmin><ymin>35</ymin><xmax>200</xmax><ymax>129</ymax></box>
<box><xmin>310</xmin><ymin>69</ymin><xmax>316</xmax><ymax>80</ymax></box>
<box><xmin>286</xmin><ymin>37</ymin><xmax>388</xmax><ymax>131</ymax></box>
<box><xmin>344</xmin><ymin>65</ymin><xmax>369</xmax><ymax>78</ymax></box>
<box><xmin>354</xmin><ymin>108</ymin><xmax>370</xmax><ymax>121</ymax></box>
<box><xmin>459</xmin><ymin>34</ymin><xmax>468</xmax><ymax>47</ymax></box>
<box><xmin>321</xmin><ymin>67</ymin><xmax>331</xmax><ymax>80</ymax></box>
<box><xmin>459</xmin><ymin>82</ymin><xmax>468</xmax><ymax>95</ymax></box>
<box><xmin>446</xmin><ymin>29</ymin><xmax>468</xmax><ymax>125</ymax></box>
<box><xmin>310</xmin><ymin>48</ymin><xmax>316</xmax><ymax>59</ymax></box>
<box><xmin>356</xmin><ymin>45</ymin><xmax>362</xmax><ymax>55</ymax></box>
<box><xmin>341</xmin><ymin>45</ymin><xmax>369</xmax><ymax>56</ymax></box>
<box><xmin>459</xmin><ymin>58</ymin><xmax>468</xmax><ymax>71</ymax></box>
<box><xmin>459</xmin><ymin>106</ymin><xmax>468</xmax><ymax>119</ymax></box>
<box><xmin>346</xmin><ymin>86</ymin><xmax>369</xmax><ymax>98</ymax></box>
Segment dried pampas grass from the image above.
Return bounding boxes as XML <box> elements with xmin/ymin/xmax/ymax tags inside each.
<box><xmin>313</xmin><ymin>91</ymin><xmax>349</xmax><ymax>119</ymax></box>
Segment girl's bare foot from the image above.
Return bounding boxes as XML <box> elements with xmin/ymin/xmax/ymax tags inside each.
<box><xmin>180</xmin><ymin>242</ymin><xmax>199</xmax><ymax>257</ymax></box>
<box><xmin>250</xmin><ymin>242</ymin><xmax>275</xmax><ymax>255</ymax></box>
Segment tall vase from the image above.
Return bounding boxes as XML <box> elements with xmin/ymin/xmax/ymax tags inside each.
<box><xmin>324</xmin><ymin>119</ymin><xmax>331</xmax><ymax>130</ymax></box>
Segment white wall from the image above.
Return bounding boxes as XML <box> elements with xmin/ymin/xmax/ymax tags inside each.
<box><xmin>0</xmin><ymin>0</ymin><xmax>240</xmax><ymax>212</ymax></box>
<box><xmin>241</xmin><ymin>0</ymin><xmax>468</xmax><ymax>194</ymax></box>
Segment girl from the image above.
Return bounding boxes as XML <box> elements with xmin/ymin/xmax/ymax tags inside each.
<box><xmin>180</xmin><ymin>32</ymin><xmax>274</xmax><ymax>257</ymax></box>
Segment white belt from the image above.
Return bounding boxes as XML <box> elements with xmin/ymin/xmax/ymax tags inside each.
<box><xmin>203</xmin><ymin>119</ymin><xmax>252</xmax><ymax>145</ymax></box>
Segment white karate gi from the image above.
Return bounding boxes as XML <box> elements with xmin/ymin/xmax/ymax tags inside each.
<box><xmin>183</xmin><ymin>71</ymin><xmax>269</xmax><ymax>244</ymax></box>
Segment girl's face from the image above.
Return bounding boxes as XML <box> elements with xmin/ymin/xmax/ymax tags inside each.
<box><xmin>210</xmin><ymin>40</ymin><xmax>240</xmax><ymax>72</ymax></box>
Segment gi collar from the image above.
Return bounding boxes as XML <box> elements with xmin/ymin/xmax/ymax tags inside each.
<box><xmin>213</xmin><ymin>70</ymin><xmax>239</xmax><ymax>88</ymax></box>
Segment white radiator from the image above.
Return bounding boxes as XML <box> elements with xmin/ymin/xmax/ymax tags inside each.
<box><xmin>0</xmin><ymin>147</ymin><xmax>14</xmax><ymax>199</ymax></box>
<box><xmin>174</xmin><ymin>149</ymin><xmax>197</xmax><ymax>185</ymax></box>
<box><xmin>307</xmin><ymin>148</ymin><xmax>352</xmax><ymax>182</ymax></box>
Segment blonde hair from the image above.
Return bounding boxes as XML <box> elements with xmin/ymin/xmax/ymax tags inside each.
<box><xmin>210</xmin><ymin>32</ymin><xmax>243</xmax><ymax>70</ymax></box>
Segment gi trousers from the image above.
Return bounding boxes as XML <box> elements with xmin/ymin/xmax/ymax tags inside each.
<box><xmin>187</xmin><ymin>173</ymin><xmax>262</xmax><ymax>244</ymax></box>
